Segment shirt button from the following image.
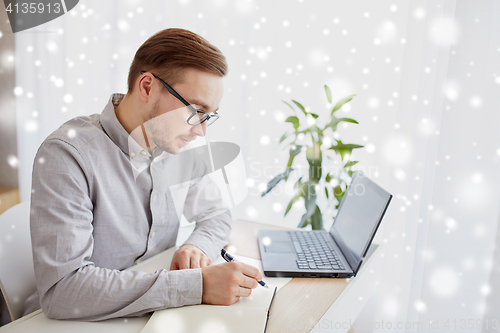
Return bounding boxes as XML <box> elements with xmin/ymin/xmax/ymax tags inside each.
<box><xmin>130</xmin><ymin>152</ymin><xmax>136</xmax><ymax>157</ymax></box>
<box><xmin>141</xmin><ymin>150</ymin><xmax>148</xmax><ymax>156</ymax></box>
<box><xmin>151</xmin><ymin>231</ymin><xmax>156</xmax><ymax>238</ymax></box>
<box><xmin>152</xmin><ymin>195</ymin><xmax>157</xmax><ymax>201</ymax></box>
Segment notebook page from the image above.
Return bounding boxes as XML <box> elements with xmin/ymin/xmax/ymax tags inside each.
<box><xmin>140</xmin><ymin>305</ymin><xmax>269</xmax><ymax>333</ymax></box>
<box><xmin>135</xmin><ymin>251</ymin><xmax>291</xmax><ymax>333</ymax></box>
<box><xmin>140</xmin><ymin>287</ymin><xmax>277</xmax><ymax>333</ymax></box>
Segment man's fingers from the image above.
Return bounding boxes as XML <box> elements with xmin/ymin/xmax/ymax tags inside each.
<box><xmin>200</xmin><ymin>256</ymin><xmax>211</xmax><ymax>268</ymax></box>
<box><xmin>173</xmin><ymin>247</ymin><xmax>211</xmax><ymax>270</ymax></box>
<box><xmin>190</xmin><ymin>255</ymin><xmax>201</xmax><ymax>269</ymax></box>
<box><xmin>239</xmin><ymin>262</ymin><xmax>263</xmax><ymax>282</ymax></box>
<box><xmin>240</xmin><ymin>275</ymin><xmax>259</xmax><ymax>289</ymax></box>
<box><xmin>177</xmin><ymin>254</ymin><xmax>191</xmax><ymax>270</ymax></box>
<box><xmin>237</xmin><ymin>286</ymin><xmax>252</xmax><ymax>298</ymax></box>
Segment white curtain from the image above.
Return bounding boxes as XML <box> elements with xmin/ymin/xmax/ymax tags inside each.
<box><xmin>15</xmin><ymin>0</ymin><xmax>500</xmax><ymax>330</ymax></box>
<box><xmin>351</xmin><ymin>1</ymin><xmax>500</xmax><ymax>331</ymax></box>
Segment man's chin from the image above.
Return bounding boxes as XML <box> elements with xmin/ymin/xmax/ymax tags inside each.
<box><xmin>156</xmin><ymin>144</ymin><xmax>179</xmax><ymax>155</ymax></box>
<box><xmin>167</xmin><ymin>147</ymin><xmax>181</xmax><ymax>155</ymax></box>
<box><xmin>156</xmin><ymin>139</ymin><xmax>188</xmax><ymax>155</ymax></box>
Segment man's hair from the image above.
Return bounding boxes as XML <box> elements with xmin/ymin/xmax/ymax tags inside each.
<box><xmin>127</xmin><ymin>28</ymin><xmax>227</xmax><ymax>93</ymax></box>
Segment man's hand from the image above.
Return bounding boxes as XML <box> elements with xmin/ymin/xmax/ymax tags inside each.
<box><xmin>170</xmin><ymin>244</ymin><xmax>212</xmax><ymax>270</ymax></box>
<box><xmin>201</xmin><ymin>261</ymin><xmax>263</xmax><ymax>305</ymax></box>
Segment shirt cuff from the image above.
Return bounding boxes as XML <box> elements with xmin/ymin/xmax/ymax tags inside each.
<box><xmin>162</xmin><ymin>268</ymin><xmax>203</xmax><ymax>307</ymax></box>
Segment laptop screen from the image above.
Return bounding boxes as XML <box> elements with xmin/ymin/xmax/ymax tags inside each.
<box><xmin>329</xmin><ymin>172</ymin><xmax>392</xmax><ymax>269</ymax></box>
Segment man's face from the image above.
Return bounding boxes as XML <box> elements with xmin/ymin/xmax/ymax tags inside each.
<box><xmin>143</xmin><ymin>68</ymin><xmax>223</xmax><ymax>154</ymax></box>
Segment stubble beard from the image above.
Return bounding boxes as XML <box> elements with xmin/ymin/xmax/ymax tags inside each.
<box><xmin>143</xmin><ymin>101</ymin><xmax>180</xmax><ymax>155</ymax></box>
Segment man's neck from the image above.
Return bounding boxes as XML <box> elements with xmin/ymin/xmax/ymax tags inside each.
<box><xmin>115</xmin><ymin>94</ymin><xmax>139</xmax><ymax>135</ymax></box>
<box><xmin>115</xmin><ymin>93</ymin><xmax>155</xmax><ymax>152</ymax></box>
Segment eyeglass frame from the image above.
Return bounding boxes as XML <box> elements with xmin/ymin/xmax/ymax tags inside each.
<box><xmin>140</xmin><ymin>70</ymin><xmax>219</xmax><ymax>126</ymax></box>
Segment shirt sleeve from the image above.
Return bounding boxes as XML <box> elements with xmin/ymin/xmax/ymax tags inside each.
<box><xmin>181</xmin><ymin>175</ymin><xmax>233</xmax><ymax>262</ymax></box>
<box><xmin>30</xmin><ymin>139</ymin><xmax>203</xmax><ymax>321</ymax></box>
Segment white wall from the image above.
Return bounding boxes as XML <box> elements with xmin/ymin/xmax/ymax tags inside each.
<box><xmin>10</xmin><ymin>0</ymin><xmax>500</xmax><ymax>331</ymax></box>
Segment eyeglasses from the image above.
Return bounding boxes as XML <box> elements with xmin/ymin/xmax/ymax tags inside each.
<box><xmin>140</xmin><ymin>71</ymin><xmax>219</xmax><ymax>126</ymax></box>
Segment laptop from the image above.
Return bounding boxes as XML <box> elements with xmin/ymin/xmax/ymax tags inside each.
<box><xmin>258</xmin><ymin>171</ymin><xmax>392</xmax><ymax>278</ymax></box>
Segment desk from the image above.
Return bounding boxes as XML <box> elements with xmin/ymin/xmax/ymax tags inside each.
<box><xmin>228</xmin><ymin>220</ymin><xmax>382</xmax><ymax>333</ymax></box>
<box><xmin>0</xmin><ymin>188</ymin><xmax>20</xmax><ymax>215</ymax></box>
<box><xmin>0</xmin><ymin>219</ymin><xmax>382</xmax><ymax>333</ymax></box>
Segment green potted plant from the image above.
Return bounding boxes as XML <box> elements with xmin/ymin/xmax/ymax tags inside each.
<box><xmin>261</xmin><ymin>85</ymin><xmax>364</xmax><ymax>230</ymax></box>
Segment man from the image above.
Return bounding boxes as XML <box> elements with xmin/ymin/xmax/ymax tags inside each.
<box><xmin>24</xmin><ymin>28</ymin><xmax>262</xmax><ymax>320</ymax></box>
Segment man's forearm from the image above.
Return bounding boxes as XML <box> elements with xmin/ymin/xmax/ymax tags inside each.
<box><xmin>38</xmin><ymin>265</ymin><xmax>202</xmax><ymax>321</ymax></box>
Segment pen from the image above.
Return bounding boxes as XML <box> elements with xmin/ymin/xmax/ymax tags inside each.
<box><xmin>221</xmin><ymin>249</ymin><xmax>269</xmax><ymax>289</ymax></box>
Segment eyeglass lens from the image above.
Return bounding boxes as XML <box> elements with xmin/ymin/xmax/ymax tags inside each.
<box><xmin>188</xmin><ymin>112</ymin><xmax>217</xmax><ymax>126</ymax></box>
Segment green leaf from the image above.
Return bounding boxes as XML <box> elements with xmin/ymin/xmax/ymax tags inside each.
<box><xmin>282</xmin><ymin>100</ymin><xmax>296</xmax><ymax>113</ymax></box>
<box><xmin>337</xmin><ymin>117</ymin><xmax>358</xmax><ymax>124</ymax></box>
<box><xmin>325</xmin><ymin>172</ymin><xmax>332</xmax><ymax>183</ymax></box>
<box><xmin>284</xmin><ymin>182</ymin><xmax>307</xmax><ymax>216</ymax></box>
<box><xmin>298</xmin><ymin>207</ymin><xmax>314</xmax><ymax>228</ymax></box>
<box><xmin>333</xmin><ymin>185</ymin><xmax>345</xmax><ymax>209</ymax></box>
<box><xmin>284</xmin><ymin>195</ymin><xmax>301</xmax><ymax>216</ymax></box>
<box><xmin>279</xmin><ymin>132</ymin><xmax>289</xmax><ymax>143</ymax></box>
<box><xmin>332</xmin><ymin>143</ymin><xmax>364</xmax><ymax>150</ymax></box>
<box><xmin>310</xmin><ymin>113</ymin><xmax>319</xmax><ymax>119</ymax></box>
<box><xmin>344</xmin><ymin>160</ymin><xmax>359</xmax><ymax>168</ymax></box>
<box><xmin>294</xmin><ymin>176</ymin><xmax>303</xmax><ymax>189</ymax></box>
<box><xmin>327</xmin><ymin>117</ymin><xmax>359</xmax><ymax>132</ymax></box>
<box><xmin>298</xmin><ymin>183</ymin><xmax>317</xmax><ymax>228</ymax></box>
<box><xmin>285</xmin><ymin>116</ymin><xmax>300</xmax><ymax>130</ymax></box>
<box><xmin>324</xmin><ymin>85</ymin><xmax>332</xmax><ymax>104</ymax></box>
<box><xmin>292</xmin><ymin>100</ymin><xmax>307</xmax><ymax>116</ymax></box>
<box><xmin>327</xmin><ymin>118</ymin><xmax>339</xmax><ymax>132</ymax></box>
<box><xmin>297</xmin><ymin>216</ymin><xmax>309</xmax><ymax>228</ymax></box>
<box><xmin>329</xmin><ymin>142</ymin><xmax>364</xmax><ymax>160</ymax></box>
<box><xmin>261</xmin><ymin>168</ymin><xmax>294</xmax><ymax>197</ymax></box>
<box><xmin>325</xmin><ymin>187</ymin><xmax>329</xmax><ymax>199</ymax></box>
<box><xmin>310</xmin><ymin>205</ymin><xmax>323</xmax><ymax>230</ymax></box>
<box><xmin>331</xmin><ymin>94</ymin><xmax>356</xmax><ymax>114</ymax></box>
<box><xmin>286</xmin><ymin>145</ymin><xmax>302</xmax><ymax>170</ymax></box>
<box><xmin>300</xmin><ymin>125</ymin><xmax>323</xmax><ymax>138</ymax></box>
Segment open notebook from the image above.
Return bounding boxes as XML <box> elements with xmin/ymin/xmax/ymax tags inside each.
<box><xmin>134</xmin><ymin>251</ymin><xmax>285</xmax><ymax>333</ymax></box>
<box><xmin>140</xmin><ymin>285</ymin><xmax>278</xmax><ymax>333</ymax></box>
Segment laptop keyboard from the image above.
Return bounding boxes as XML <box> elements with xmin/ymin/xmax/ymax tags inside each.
<box><xmin>289</xmin><ymin>231</ymin><xmax>345</xmax><ymax>270</ymax></box>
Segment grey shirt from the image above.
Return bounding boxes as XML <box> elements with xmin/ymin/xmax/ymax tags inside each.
<box><xmin>24</xmin><ymin>93</ymin><xmax>232</xmax><ymax>320</ymax></box>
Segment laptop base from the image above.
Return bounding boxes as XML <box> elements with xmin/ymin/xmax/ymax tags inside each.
<box><xmin>262</xmin><ymin>270</ymin><xmax>353</xmax><ymax>279</ymax></box>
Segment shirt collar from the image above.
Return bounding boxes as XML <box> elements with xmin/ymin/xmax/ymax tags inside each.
<box><xmin>100</xmin><ymin>93</ymin><xmax>132</xmax><ymax>156</ymax></box>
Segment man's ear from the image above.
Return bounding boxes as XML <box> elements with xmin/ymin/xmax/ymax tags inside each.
<box><xmin>138</xmin><ymin>73</ymin><xmax>155</xmax><ymax>103</ymax></box>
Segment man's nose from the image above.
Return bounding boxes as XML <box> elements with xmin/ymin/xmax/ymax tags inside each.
<box><xmin>191</xmin><ymin>121</ymin><xmax>207</xmax><ymax>137</ymax></box>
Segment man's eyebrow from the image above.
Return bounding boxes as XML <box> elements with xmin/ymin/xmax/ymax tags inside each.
<box><xmin>188</xmin><ymin>99</ymin><xmax>209</xmax><ymax>109</ymax></box>
<box><xmin>189</xmin><ymin>99</ymin><xmax>219</xmax><ymax>112</ymax></box>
